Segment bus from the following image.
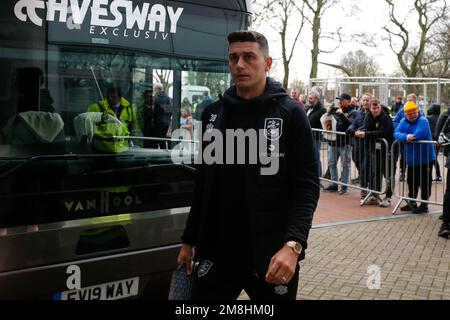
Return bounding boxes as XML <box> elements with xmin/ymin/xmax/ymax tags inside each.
<box><xmin>0</xmin><ymin>0</ymin><xmax>252</xmax><ymax>299</ymax></box>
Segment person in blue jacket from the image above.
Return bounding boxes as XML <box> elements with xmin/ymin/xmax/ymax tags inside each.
<box><xmin>393</xmin><ymin>93</ymin><xmax>425</xmax><ymax>181</ymax></box>
<box><xmin>394</xmin><ymin>101</ymin><xmax>436</xmax><ymax>214</ymax></box>
<box><xmin>393</xmin><ymin>93</ymin><xmax>425</xmax><ymax>127</ymax></box>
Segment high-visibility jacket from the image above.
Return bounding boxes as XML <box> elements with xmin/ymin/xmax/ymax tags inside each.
<box><xmin>93</xmin><ymin>113</ymin><xmax>130</xmax><ymax>153</ymax></box>
<box><xmin>87</xmin><ymin>98</ymin><xmax>137</xmax><ymax>134</ymax></box>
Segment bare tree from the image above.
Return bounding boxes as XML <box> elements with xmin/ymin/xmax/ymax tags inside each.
<box><xmin>252</xmin><ymin>0</ymin><xmax>276</xmax><ymax>27</ymax></box>
<box><xmin>319</xmin><ymin>50</ymin><xmax>380</xmax><ymax>77</ymax></box>
<box><xmin>153</xmin><ymin>69</ymin><xmax>172</xmax><ymax>91</ymax></box>
<box><xmin>253</xmin><ymin>0</ymin><xmax>307</xmax><ymax>88</ymax></box>
<box><xmin>383</xmin><ymin>0</ymin><xmax>448</xmax><ymax>77</ymax></box>
<box><xmin>184</xmin><ymin>71</ymin><xmax>229</xmax><ymax>99</ymax></box>
<box><xmin>302</xmin><ymin>0</ymin><xmax>342</xmax><ymax>79</ymax></box>
<box><xmin>289</xmin><ymin>78</ymin><xmax>308</xmax><ymax>93</ymax></box>
<box><xmin>420</xmin><ymin>15</ymin><xmax>450</xmax><ymax>77</ymax></box>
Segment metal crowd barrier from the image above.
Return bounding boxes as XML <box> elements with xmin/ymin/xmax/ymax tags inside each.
<box><xmin>390</xmin><ymin>140</ymin><xmax>445</xmax><ymax>214</ymax></box>
<box><xmin>312</xmin><ymin>128</ymin><xmax>390</xmax><ymax>206</ymax></box>
<box><xmin>123</xmin><ymin>129</ymin><xmax>446</xmax><ymax>216</ymax></box>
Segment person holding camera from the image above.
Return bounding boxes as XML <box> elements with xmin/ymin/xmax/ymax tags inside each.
<box><xmin>323</xmin><ymin>93</ymin><xmax>357</xmax><ymax>195</ymax></box>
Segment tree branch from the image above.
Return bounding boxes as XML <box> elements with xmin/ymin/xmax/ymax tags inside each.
<box><xmin>319</xmin><ymin>61</ymin><xmax>352</xmax><ymax>77</ymax></box>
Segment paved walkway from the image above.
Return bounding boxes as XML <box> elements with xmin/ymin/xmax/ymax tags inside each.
<box><xmin>314</xmin><ymin>181</ymin><xmax>443</xmax><ymax>225</ymax></box>
<box><xmin>240</xmin><ymin>213</ymin><xmax>450</xmax><ymax>300</ymax></box>
<box><xmin>298</xmin><ymin>213</ymin><xmax>450</xmax><ymax>300</ymax></box>
<box><xmin>239</xmin><ymin>188</ymin><xmax>450</xmax><ymax>300</ymax></box>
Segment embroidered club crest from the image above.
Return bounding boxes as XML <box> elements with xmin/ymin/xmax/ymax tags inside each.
<box><xmin>264</xmin><ymin>118</ymin><xmax>283</xmax><ymax>141</ymax></box>
<box><xmin>197</xmin><ymin>260</ymin><xmax>213</xmax><ymax>278</ymax></box>
<box><xmin>274</xmin><ymin>285</ymin><xmax>288</xmax><ymax>295</ymax></box>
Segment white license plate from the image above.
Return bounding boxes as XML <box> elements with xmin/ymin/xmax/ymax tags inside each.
<box><xmin>53</xmin><ymin>277</ymin><xmax>139</xmax><ymax>300</ymax></box>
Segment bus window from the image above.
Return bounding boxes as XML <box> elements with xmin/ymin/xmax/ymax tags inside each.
<box><xmin>0</xmin><ymin>0</ymin><xmax>252</xmax><ymax>299</ymax></box>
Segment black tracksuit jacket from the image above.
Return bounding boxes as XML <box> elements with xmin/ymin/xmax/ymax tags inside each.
<box><xmin>364</xmin><ymin>111</ymin><xmax>394</xmax><ymax>149</ymax></box>
<box><xmin>305</xmin><ymin>102</ymin><xmax>326</xmax><ymax>130</ymax></box>
<box><xmin>181</xmin><ymin>78</ymin><xmax>320</xmax><ymax>275</ymax></box>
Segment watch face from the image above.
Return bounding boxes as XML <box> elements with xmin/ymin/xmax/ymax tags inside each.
<box><xmin>287</xmin><ymin>241</ymin><xmax>301</xmax><ymax>254</ymax></box>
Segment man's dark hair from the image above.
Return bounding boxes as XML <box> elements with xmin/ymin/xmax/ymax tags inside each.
<box><xmin>371</xmin><ymin>99</ymin><xmax>381</xmax><ymax>106</ymax></box>
<box><xmin>227</xmin><ymin>30</ymin><xmax>269</xmax><ymax>56</ymax></box>
<box><xmin>106</xmin><ymin>86</ymin><xmax>122</xmax><ymax>97</ymax></box>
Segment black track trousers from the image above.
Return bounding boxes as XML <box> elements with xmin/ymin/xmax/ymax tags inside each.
<box><xmin>189</xmin><ymin>257</ymin><xmax>300</xmax><ymax>300</ymax></box>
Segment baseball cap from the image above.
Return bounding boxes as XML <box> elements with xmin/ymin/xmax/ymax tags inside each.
<box><xmin>336</xmin><ymin>93</ymin><xmax>351</xmax><ymax>101</ymax></box>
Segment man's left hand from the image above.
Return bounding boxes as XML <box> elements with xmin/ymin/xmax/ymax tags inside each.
<box><xmin>265</xmin><ymin>245</ymin><xmax>299</xmax><ymax>285</ymax></box>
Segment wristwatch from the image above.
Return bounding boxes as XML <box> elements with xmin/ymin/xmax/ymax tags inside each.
<box><xmin>286</xmin><ymin>241</ymin><xmax>302</xmax><ymax>255</ymax></box>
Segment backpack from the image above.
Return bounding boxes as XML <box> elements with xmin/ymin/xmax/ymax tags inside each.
<box><xmin>438</xmin><ymin>114</ymin><xmax>450</xmax><ymax>146</ymax></box>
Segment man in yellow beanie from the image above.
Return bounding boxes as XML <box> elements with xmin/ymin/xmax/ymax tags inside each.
<box><xmin>393</xmin><ymin>93</ymin><xmax>425</xmax><ymax>181</ymax></box>
<box><xmin>403</xmin><ymin>101</ymin><xmax>419</xmax><ymax>120</ymax></box>
<box><xmin>394</xmin><ymin>100</ymin><xmax>435</xmax><ymax>214</ymax></box>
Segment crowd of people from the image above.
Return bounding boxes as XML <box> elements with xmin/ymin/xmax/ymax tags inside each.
<box><xmin>297</xmin><ymin>89</ymin><xmax>450</xmax><ymax>238</ymax></box>
<box><xmin>84</xmin><ymin>79</ymin><xmax>449</xmax><ymax>240</ymax></box>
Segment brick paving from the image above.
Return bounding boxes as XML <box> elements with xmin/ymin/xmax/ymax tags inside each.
<box><xmin>314</xmin><ymin>181</ymin><xmax>444</xmax><ymax>225</ymax></box>
<box><xmin>314</xmin><ymin>142</ymin><xmax>446</xmax><ymax>225</ymax></box>
<box><xmin>239</xmin><ymin>213</ymin><xmax>450</xmax><ymax>300</ymax></box>
<box><xmin>296</xmin><ymin>214</ymin><xmax>450</xmax><ymax>300</ymax></box>
<box><xmin>313</xmin><ymin>187</ymin><xmax>394</xmax><ymax>224</ymax></box>
<box><xmin>237</xmin><ymin>155</ymin><xmax>449</xmax><ymax>300</ymax></box>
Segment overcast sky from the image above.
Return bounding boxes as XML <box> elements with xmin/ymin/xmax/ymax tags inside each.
<box><xmin>254</xmin><ymin>0</ymin><xmax>426</xmax><ymax>83</ymax></box>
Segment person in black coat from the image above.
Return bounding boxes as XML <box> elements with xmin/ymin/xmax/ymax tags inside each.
<box><xmin>194</xmin><ymin>91</ymin><xmax>213</xmax><ymax>120</ymax></box>
<box><xmin>347</xmin><ymin>93</ymin><xmax>372</xmax><ymax>197</ymax></box>
<box><xmin>305</xmin><ymin>90</ymin><xmax>326</xmax><ymax>176</ymax></box>
<box><xmin>392</xmin><ymin>95</ymin><xmax>404</xmax><ymax>116</ymax></box>
<box><xmin>427</xmin><ymin>103</ymin><xmax>442</xmax><ymax>181</ymax></box>
<box><xmin>176</xmin><ymin>30</ymin><xmax>319</xmax><ymax>300</ymax></box>
<box><xmin>153</xmin><ymin>83</ymin><xmax>173</xmax><ymax>148</ymax></box>
<box><xmin>435</xmin><ymin>105</ymin><xmax>450</xmax><ymax>237</ymax></box>
<box><xmin>355</xmin><ymin>99</ymin><xmax>394</xmax><ymax>207</ymax></box>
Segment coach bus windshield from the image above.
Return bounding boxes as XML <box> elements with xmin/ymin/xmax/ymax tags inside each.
<box><xmin>0</xmin><ymin>0</ymin><xmax>252</xmax><ymax>228</ymax></box>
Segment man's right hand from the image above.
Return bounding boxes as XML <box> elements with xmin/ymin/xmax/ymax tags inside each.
<box><xmin>177</xmin><ymin>244</ymin><xmax>194</xmax><ymax>275</ymax></box>
<box><xmin>355</xmin><ymin>131</ymin><xmax>365</xmax><ymax>139</ymax></box>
